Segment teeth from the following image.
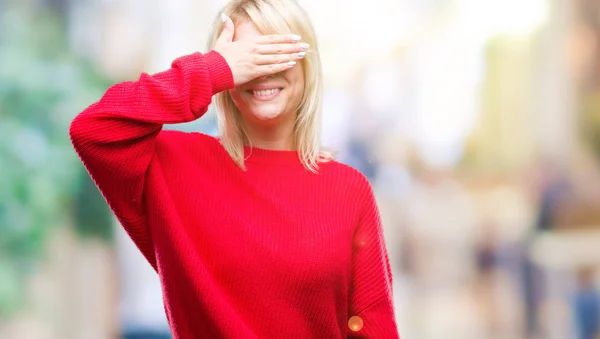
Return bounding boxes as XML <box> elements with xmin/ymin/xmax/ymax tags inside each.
<box><xmin>252</xmin><ymin>89</ymin><xmax>279</xmax><ymax>96</ymax></box>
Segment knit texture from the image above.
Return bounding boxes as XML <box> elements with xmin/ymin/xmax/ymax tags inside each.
<box><xmin>69</xmin><ymin>51</ymin><xmax>399</xmax><ymax>339</ymax></box>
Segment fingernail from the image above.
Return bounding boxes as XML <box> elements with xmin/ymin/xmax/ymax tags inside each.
<box><xmin>291</xmin><ymin>34</ymin><xmax>302</xmax><ymax>41</ymax></box>
<box><xmin>297</xmin><ymin>51</ymin><xmax>306</xmax><ymax>58</ymax></box>
<box><xmin>288</xmin><ymin>61</ymin><xmax>297</xmax><ymax>67</ymax></box>
<box><xmin>220</xmin><ymin>13</ymin><xmax>227</xmax><ymax>22</ymax></box>
<box><xmin>300</xmin><ymin>43</ymin><xmax>309</xmax><ymax>50</ymax></box>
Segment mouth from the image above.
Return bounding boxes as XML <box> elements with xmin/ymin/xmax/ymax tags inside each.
<box><xmin>248</xmin><ymin>87</ymin><xmax>283</xmax><ymax>101</ymax></box>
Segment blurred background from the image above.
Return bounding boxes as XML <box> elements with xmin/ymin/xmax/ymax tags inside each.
<box><xmin>1</xmin><ymin>0</ymin><xmax>600</xmax><ymax>338</ymax></box>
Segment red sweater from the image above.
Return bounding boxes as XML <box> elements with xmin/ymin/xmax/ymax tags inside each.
<box><xmin>69</xmin><ymin>51</ymin><xmax>399</xmax><ymax>339</ymax></box>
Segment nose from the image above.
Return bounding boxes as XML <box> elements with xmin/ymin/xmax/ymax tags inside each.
<box><xmin>258</xmin><ymin>75</ymin><xmax>273</xmax><ymax>81</ymax></box>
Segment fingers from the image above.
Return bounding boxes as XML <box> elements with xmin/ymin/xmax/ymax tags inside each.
<box><xmin>254</xmin><ymin>51</ymin><xmax>307</xmax><ymax>65</ymax></box>
<box><xmin>255</xmin><ymin>42</ymin><xmax>309</xmax><ymax>55</ymax></box>
<box><xmin>250</xmin><ymin>37</ymin><xmax>308</xmax><ymax>77</ymax></box>
<box><xmin>255</xmin><ymin>61</ymin><xmax>297</xmax><ymax>77</ymax></box>
<box><xmin>216</xmin><ymin>13</ymin><xmax>235</xmax><ymax>45</ymax></box>
<box><xmin>254</xmin><ymin>34</ymin><xmax>302</xmax><ymax>45</ymax></box>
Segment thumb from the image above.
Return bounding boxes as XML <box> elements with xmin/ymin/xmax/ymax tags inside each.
<box><xmin>216</xmin><ymin>13</ymin><xmax>234</xmax><ymax>45</ymax></box>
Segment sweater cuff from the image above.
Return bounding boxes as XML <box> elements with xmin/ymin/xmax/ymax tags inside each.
<box><xmin>205</xmin><ymin>50</ymin><xmax>235</xmax><ymax>94</ymax></box>
<box><xmin>348</xmin><ymin>297</ymin><xmax>400</xmax><ymax>338</ymax></box>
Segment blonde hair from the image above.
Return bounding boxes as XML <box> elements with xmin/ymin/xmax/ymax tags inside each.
<box><xmin>206</xmin><ymin>0</ymin><xmax>331</xmax><ymax>172</ymax></box>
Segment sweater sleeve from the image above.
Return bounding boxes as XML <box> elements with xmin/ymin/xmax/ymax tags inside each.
<box><xmin>347</xmin><ymin>179</ymin><xmax>400</xmax><ymax>338</ymax></box>
<box><xmin>69</xmin><ymin>51</ymin><xmax>233</xmax><ymax>269</ymax></box>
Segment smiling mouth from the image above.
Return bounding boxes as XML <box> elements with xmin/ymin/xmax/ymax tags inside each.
<box><xmin>248</xmin><ymin>88</ymin><xmax>283</xmax><ymax>101</ymax></box>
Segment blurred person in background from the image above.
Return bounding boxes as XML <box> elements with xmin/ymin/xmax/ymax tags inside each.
<box><xmin>68</xmin><ymin>0</ymin><xmax>399</xmax><ymax>338</ymax></box>
<box><xmin>522</xmin><ymin>159</ymin><xmax>571</xmax><ymax>337</ymax></box>
<box><xmin>573</xmin><ymin>267</ymin><xmax>599</xmax><ymax>339</ymax></box>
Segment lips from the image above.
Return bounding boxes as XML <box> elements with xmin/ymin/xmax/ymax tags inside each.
<box><xmin>252</xmin><ymin>88</ymin><xmax>280</xmax><ymax>96</ymax></box>
<box><xmin>248</xmin><ymin>87</ymin><xmax>283</xmax><ymax>101</ymax></box>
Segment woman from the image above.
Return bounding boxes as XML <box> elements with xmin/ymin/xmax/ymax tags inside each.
<box><xmin>69</xmin><ymin>0</ymin><xmax>399</xmax><ymax>338</ymax></box>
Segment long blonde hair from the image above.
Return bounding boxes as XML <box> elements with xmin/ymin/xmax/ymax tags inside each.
<box><xmin>206</xmin><ymin>0</ymin><xmax>331</xmax><ymax>172</ymax></box>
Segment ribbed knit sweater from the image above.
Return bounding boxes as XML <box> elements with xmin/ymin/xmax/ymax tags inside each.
<box><xmin>69</xmin><ymin>50</ymin><xmax>399</xmax><ymax>339</ymax></box>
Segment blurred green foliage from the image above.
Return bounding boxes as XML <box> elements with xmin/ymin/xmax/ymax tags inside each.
<box><xmin>582</xmin><ymin>92</ymin><xmax>600</xmax><ymax>160</ymax></box>
<box><xmin>0</xmin><ymin>4</ymin><xmax>113</xmax><ymax>317</ymax></box>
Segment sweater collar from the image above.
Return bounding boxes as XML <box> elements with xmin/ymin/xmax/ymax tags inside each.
<box><xmin>243</xmin><ymin>145</ymin><xmax>301</xmax><ymax>165</ymax></box>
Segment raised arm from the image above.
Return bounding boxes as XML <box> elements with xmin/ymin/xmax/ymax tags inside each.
<box><xmin>69</xmin><ymin>17</ymin><xmax>310</xmax><ymax>268</ymax></box>
<box><xmin>69</xmin><ymin>51</ymin><xmax>233</xmax><ymax>266</ymax></box>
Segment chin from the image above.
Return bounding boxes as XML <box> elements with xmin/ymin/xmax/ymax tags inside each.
<box><xmin>248</xmin><ymin>103</ymin><xmax>285</xmax><ymax>122</ymax></box>
<box><xmin>253</xmin><ymin>109</ymin><xmax>282</xmax><ymax>121</ymax></box>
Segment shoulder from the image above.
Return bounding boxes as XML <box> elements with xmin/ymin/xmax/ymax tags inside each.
<box><xmin>319</xmin><ymin>160</ymin><xmax>374</xmax><ymax>200</ymax></box>
<box><xmin>156</xmin><ymin>130</ymin><xmax>221</xmax><ymax>150</ymax></box>
<box><xmin>320</xmin><ymin>160</ymin><xmax>379</xmax><ymax>230</ymax></box>
<box><xmin>155</xmin><ymin>130</ymin><xmax>231</xmax><ymax>163</ymax></box>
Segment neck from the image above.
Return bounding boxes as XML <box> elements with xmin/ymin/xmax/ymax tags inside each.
<box><xmin>241</xmin><ymin>116</ymin><xmax>295</xmax><ymax>151</ymax></box>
